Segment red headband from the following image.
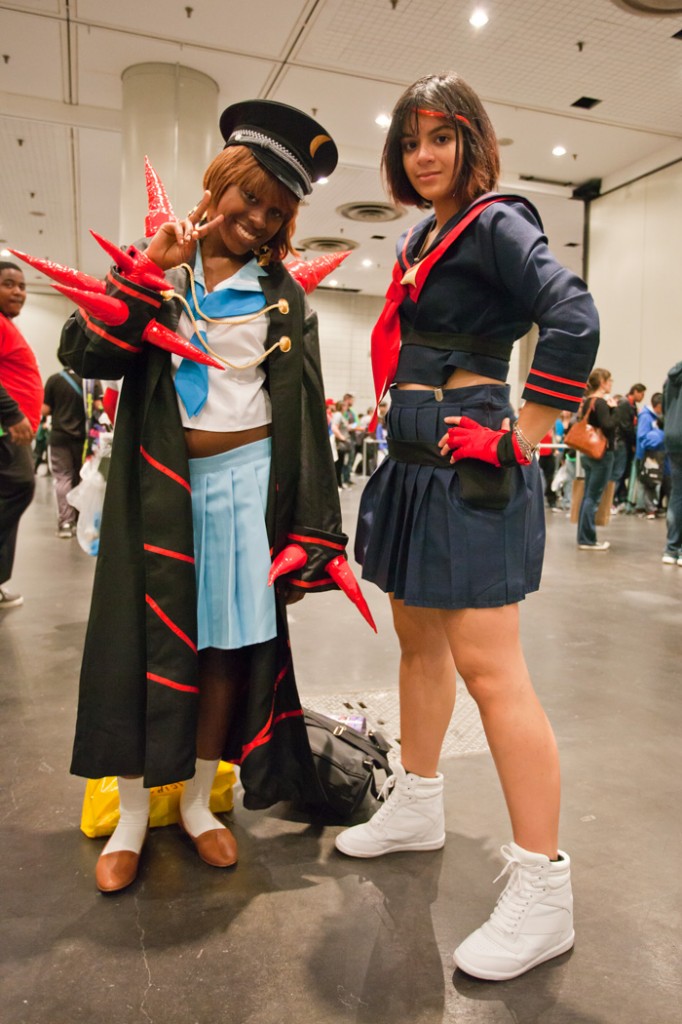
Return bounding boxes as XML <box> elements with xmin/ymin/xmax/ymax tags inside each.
<box><xmin>416</xmin><ymin>108</ymin><xmax>471</xmax><ymax>127</ymax></box>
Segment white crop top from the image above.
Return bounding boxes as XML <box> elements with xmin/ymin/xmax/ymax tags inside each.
<box><xmin>171</xmin><ymin>251</ymin><xmax>272</xmax><ymax>432</ymax></box>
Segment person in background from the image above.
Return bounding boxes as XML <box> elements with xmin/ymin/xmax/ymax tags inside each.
<box><xmin>577</xmin><ymin>368</ymin><xmax>617</xmax><ymax>550</ymax></box>
<box><xmin>553</xmin><ymin>409</ymin><xmax>575</xmax><ymax>512</ymax></box>
<box><xmin>612</xmin><ymin>383</ymin><xmax>646</xmax><ymax>509</ymax></box>
<box><xmin>331</xmin><ymin>398</ymin><xmax>352</xmax><ymax>488</ymax></box>
<box><xmin>538</xmin><ymin>427</ymin><xmax>558</xmax><ymax>511</ymax></box>
<box><xmin>42</xmin><ymin>363</ymin><xmax>96</xmax><ymax>538</ymax></box>
<box><xmin>342</xmin><ymin>392</ymin><xmax>359</xmax><ymax>483</ymax></box>
<box><xmin>335</xmin><ymin>72</ymin><xmax>599</xmax><ymax>982</ymax></box>
<box><xmin>661</xmin><ymin>362</ymin><xmax>682</xmax><ymax>565</ymax></box>
<box><xmin>635</xmin><ymin>392</ymin><xmax>665</xmax><ymax>519</ymax></box>
<box><xmin>0</xmin><ymin>261</ymin><xmax>43</xmax><ymax>609</ymax></box>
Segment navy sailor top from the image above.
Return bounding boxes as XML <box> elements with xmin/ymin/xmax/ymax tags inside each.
<box><xmin>394</xmin><ymin>197</ymin><xmax>600</xmax><ymax>411</ymax></box>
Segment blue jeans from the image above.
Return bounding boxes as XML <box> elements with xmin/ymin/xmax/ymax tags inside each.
<box><xmin>665</xmin><ymin>452</ymin><xmax>682</xmax><ymax>557</ymax></box>
<box><xmin>577</xmin><ymin>450</ymin><xmax>615</xmax><ymax>546</ymax></box>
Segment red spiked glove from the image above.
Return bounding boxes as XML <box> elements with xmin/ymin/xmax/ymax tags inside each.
<box><xmin>446</xmin><ymin>417</ymin><xmax>532</xmax><ymax>467</ymax></box>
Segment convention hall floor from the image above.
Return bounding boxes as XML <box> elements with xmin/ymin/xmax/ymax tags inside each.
<box><xmin>2</xmin><ymin>474</ymin><xmax>681</xmax><ymax>1024</ymax></box>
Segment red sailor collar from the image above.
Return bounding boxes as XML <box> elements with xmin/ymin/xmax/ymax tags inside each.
<box><xmin>369</xmin><ymin>192</ymin><xmax>536</xmax><ymax>426</ymax></box>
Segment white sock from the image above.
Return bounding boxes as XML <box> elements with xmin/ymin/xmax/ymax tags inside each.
<box><xmin>179</xmin><ymin>758</ymin><xmax>225</xmax><ymax>837</ymax></box>
<box><xmin>102</xmin><ymin>777</ymin><xmax>149</xmax><ymax>855</ymax></box>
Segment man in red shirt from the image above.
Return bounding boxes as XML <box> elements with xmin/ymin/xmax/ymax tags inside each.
<box><xmin>0</xmin><ymin>261</ymin><xmax>43</xmax><ymax>608</ymax></box>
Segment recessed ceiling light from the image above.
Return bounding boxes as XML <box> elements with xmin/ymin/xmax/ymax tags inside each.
<box><xmin>552</xmin><ymin>145</ymin><xmax>567</xmax><ymax>157</ymax></box>
<box><xmin>469</xmin><ymin>7</ymin><xmax>489</xmax><ymax>28</ymax></box>
<box><xmin>317</xmin><ymin>177</ymin><xmax>329</xmax><ymax>185</ymax></box>
<box><xmin>328</xmin><ymin>279</ymin><xmax>338</xmax><ymax>287</ymax></box>
<box><xmin>375</xmin><ymin>113</ymin><xmax>391</xmax><ymax>129</ymax></box>
<box><xmin>362</xmin><ymin>259</ymin><xmax>373</xmax><ymax>268</ymax></box>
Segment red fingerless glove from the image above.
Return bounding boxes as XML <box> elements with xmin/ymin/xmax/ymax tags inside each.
<box><xmin>447</xmin><ymin>417</ymin><xmax>531</xmax><ymax>467</ymax></box>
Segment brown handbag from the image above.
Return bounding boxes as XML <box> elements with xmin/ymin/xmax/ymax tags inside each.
<box><xmin>564</xmin><ymin>398</ymin><xmax>607</xmax><ymax>459</ymax></box>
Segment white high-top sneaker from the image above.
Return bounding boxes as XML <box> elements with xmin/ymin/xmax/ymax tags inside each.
<box><xmin>453</xmin><ymin>842</ymin><xmax>574</xmax><ymax>980</ymax></box>
<box><xmin>334</xmin><ymin>758</ymin><xmax>445</xmax><ymax>858</ymax></box>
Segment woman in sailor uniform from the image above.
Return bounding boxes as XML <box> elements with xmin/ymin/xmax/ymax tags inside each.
<box><xmin>335</xmin><ymin>73</ymin><xmax>600</xmax><ymax>982</ymax></box>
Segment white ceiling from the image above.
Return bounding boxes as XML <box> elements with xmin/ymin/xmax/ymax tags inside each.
<box><xmin>1</xmin><ymin>0</ymin><xmax>682</xmax><ymax>296</ymax></box>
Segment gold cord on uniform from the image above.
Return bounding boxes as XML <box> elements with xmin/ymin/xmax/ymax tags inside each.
<box><xmin>168</xmin><ymin>262</ymin><xmax>291</xmax><ymax>371</ymax></box>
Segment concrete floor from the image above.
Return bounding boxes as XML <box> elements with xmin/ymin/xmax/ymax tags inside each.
<box><xmin>1</xmin><ymin>474</ymin><xmax>681</xmax><ymax>1024</ymax></box>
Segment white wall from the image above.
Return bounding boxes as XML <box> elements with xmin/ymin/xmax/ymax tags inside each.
<box><xmin>312</xmin><ymin>289</ymin><xmax>384</xmax><ymax>415</ymax></box>
<box><xmin>588</xmin><ymin>159</ymin><xmax>682</xmax><ymax>399</ymax></box>
<box><xmin>13</xmin><ymin>291</ymin><xmax>73</xmax><ymax>383</ymax></box>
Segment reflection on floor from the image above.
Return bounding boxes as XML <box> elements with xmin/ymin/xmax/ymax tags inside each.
<box><xmin>2</xmin><ymin>475</ymin><xmax>681</xmax><ymax>1024</ymax></box>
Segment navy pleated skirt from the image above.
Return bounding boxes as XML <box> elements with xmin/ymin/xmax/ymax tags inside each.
<box><xmin>355</xmin><ymin>385</ymin><xmax>545</xmax><ymax>609</ymax></box>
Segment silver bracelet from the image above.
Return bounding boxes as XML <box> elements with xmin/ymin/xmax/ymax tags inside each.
<box><xmin>512</xmin><ymin>423</ymin><xmax>538</xmax><ymax>461</ymax></box>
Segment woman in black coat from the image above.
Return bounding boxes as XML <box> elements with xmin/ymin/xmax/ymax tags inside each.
<box><xmin>60</xmin><ymin>101</ymin><xmax>347</xmax><ymax>893</ymax></box>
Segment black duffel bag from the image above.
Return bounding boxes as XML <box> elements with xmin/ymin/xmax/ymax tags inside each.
<box><xmin>303</xmin><ymin>708</ymin><xmax>392</xmax><ymax>817</ymax></box>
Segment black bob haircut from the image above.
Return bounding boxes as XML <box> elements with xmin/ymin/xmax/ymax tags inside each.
<box><xmin>382</xmin><ymin>73</ymin><xmax>500</xmax><ymax>211</ymax></box>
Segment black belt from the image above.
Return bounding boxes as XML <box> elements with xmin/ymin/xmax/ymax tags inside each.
<box><xmin>387</xmin><ymin>438</ymin><xmax>451</xmax><ymax>467</ymax></box>
<box><xmin>400</xmin><ymin>323</ymin><xmax>514</xmax><ymax>361</ymax></box>
<box><xmin>387</xmin><ymin>438</ymin><xmax>513</xmax><ymax>509</ymax></box>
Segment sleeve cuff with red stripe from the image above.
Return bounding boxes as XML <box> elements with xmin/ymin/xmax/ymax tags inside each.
<box><xmin>522</xmin><ymin>366</ymin><xmax>588</xmax><ymax>411</ymax></box>
<box><xmin>284</xmin><ymin>527</ymin><xmax>349</xmax><ymax>591</ymax></box>
<box><xmin>80</xmin><ymin>267</ymin><xmax>163</xmax><ymax>362</ymax></box>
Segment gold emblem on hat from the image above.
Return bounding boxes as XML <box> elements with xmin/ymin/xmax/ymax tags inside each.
<box><xmin>310</xmin><ymin>134</ymin><xmax>331</xmax><ymax>158</ymax></box>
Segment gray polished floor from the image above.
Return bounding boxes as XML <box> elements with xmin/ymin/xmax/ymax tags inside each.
<box><xmin>2</xmin><ymin>474</ymin><xmax>681</xmax><ymax>1024</ymax></box>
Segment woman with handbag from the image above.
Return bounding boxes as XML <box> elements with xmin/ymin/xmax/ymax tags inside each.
<box><xmin>334</xmin><ymin>72</ymin><xmax>599</xmax><ymax>981</ymax></box>
<box><xmin>576</xmin><ymin>368</ymin><xmax>618</xmax><ymax>550</ymax></box>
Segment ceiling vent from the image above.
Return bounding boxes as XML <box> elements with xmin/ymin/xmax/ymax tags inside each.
<box><xmin>297</xmin><ymin>236</ymin><xmax>359</xmax><ymax>253</ymax></box>
<box><xmin>610</xmin><ymin>1</ymin><xmax>682</xmax><ymax>12</ymax></box>
<box><xmin>337</xmin><ymin>201</ymin><xmax>404</xmax><ymax>222</ymax></box>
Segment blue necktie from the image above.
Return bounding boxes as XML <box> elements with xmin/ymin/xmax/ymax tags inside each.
<box><xmin>174</xmin><ymin>280</ymin><xmax>266</xmax><ymax>418</ymax></box>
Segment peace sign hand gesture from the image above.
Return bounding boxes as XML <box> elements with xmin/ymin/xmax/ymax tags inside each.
<box><xmin>145</xmin><ymin>191</ymin><xmax>224</xmax><ymax>270</ymax></box>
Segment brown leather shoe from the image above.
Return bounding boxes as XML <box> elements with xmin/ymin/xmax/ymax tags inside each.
<box><xmin>179</xmin><ymin>813</ymin><xmax>238</xmax><ymax>868</ymax></box>
<box><xmin>95</xmin><ymin>847</ymin><xmax>143</xmax><ymax>893</ymax></box>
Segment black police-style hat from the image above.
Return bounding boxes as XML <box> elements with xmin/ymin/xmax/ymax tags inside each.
<box><xmin>219</xmin><ymin>99</ymin><xmax>338</xmax><ymax>200</ymax></box>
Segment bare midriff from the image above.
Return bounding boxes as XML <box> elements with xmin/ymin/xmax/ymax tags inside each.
<box><xmin>396</xmin><ymin>368</ymin><xmax>504</xmax><ymax>391</ymax></box>
<box><xmin>184</xmin><ymin>424</ymin><xmax>272</xmax><ymax>459</ymax></box>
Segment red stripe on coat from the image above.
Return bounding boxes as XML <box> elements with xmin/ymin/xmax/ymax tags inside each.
<box><xmin>529</xmin><ymin>368</ymin><xmax>587</xmax><ymax>389</ymax></box>
<box><xmin>140</xmin><ymin>446</ymin><xmax>191</xmax><ymax>492</ymax></box>
<box><xmin>82</xmin><ymin>313</ymin><xmax>139</xmax><ymax>352</ymax></box>
<box><xmin>146</xmin><ymin>594</ymin><xmax>197</xmax><ymax>653</ymax></box>
<box><xmin>147</xmin><ymin>672</ymin><xmax>199</xmax><ymax>694</ymax></box>
<box><xmin>289</xmin><ymin>576</ymin><xmax>333</xmax><ymax>589</ymax></box>
<box><xmin>106</xmin><ymin>272</ymin><xmax>162</xmax><ymax>307</ymax></box>
<box><xmin>144</xmin><ymin>543</ymin><xmax>195</xmax><ymax>564</ymax></box>
<box><xmin>235</xmin><ymin>663</ymin><xmax>292</xmax><ymax>763</ymax></box>
<box><xmin>524</xmin><ymin>382</ymin><xmax>582</xmax><ymax>404</ymax></box>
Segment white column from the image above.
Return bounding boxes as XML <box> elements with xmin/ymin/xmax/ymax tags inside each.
<box><xmin>119</xmin><ymin>63</ymin><xmax>219</xmax><ymax>244</ymax></box>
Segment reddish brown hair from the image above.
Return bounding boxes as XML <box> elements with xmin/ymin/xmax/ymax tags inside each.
<box><xmin>382</xmin><ymin>73</ymin><xmax>500</xmax><ymax>210</ymax></box>
<box><xmin>202</xmin><ymin>146</ymin><xmax>299</xmax><ymax>261</ymax></box>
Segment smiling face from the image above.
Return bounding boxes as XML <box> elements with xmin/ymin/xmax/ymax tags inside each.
<box><xmin>202</xmin><ymin>146</ymin><xmax>299</xmax><ymax>262</ymax></box>
<box><xmin>0</xmin><ymin>266</ymin><xmax>27</xmax><ymax>319</ymax></box>
<box><xmin>209</xmin><ymin>183</ymin><xmax>288</xmax><ymax>259</ymax></box>
<box><xmin>400</xmin><ymin>113</ymin><xmax>461</xmax><ymax>223</ymax></box>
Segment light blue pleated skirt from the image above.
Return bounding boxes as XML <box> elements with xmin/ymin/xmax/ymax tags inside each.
<box><xmin>189</xmin><ymin>438</ymin><xmax>276</xmax><ymax>651</ymax></box>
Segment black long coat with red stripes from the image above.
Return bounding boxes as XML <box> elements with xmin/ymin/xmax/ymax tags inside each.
<box><xmin>60</xmin><ymin>259</ymin><xmax>346</xmax><ymax>804</ymax></box>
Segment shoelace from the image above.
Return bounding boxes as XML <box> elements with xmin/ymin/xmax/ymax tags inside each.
<box><xmin>371</xmin><ymin>772</ymin><xmax>410</xmax><ymax>825</ymax></box>
<box><xmin>488</xmin><ymin>845</ymin><xmax>546</xmax><ymax>935</ymax></box>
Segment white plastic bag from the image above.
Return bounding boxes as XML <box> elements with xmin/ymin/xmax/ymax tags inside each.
<box><xmin>67</xmin><ymin>457</ymin><xmax>107</xmax><ymax>555</ymax></box>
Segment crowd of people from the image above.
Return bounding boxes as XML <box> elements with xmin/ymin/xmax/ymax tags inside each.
<box><xmin>326</xmin><ymin>393</ymin><xmax>388</xmax><ymax>487</ymax></box>
<box><xmin>528</xmin><ymin>370</ymin><xmax>681</xmax><ymax>561</ymax></box>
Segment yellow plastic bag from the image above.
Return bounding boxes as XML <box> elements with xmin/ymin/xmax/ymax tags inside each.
<box><xmin>80</xmin><ymin>762</ymin><xmax>237</xmax><ymax>838</ymax></box>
